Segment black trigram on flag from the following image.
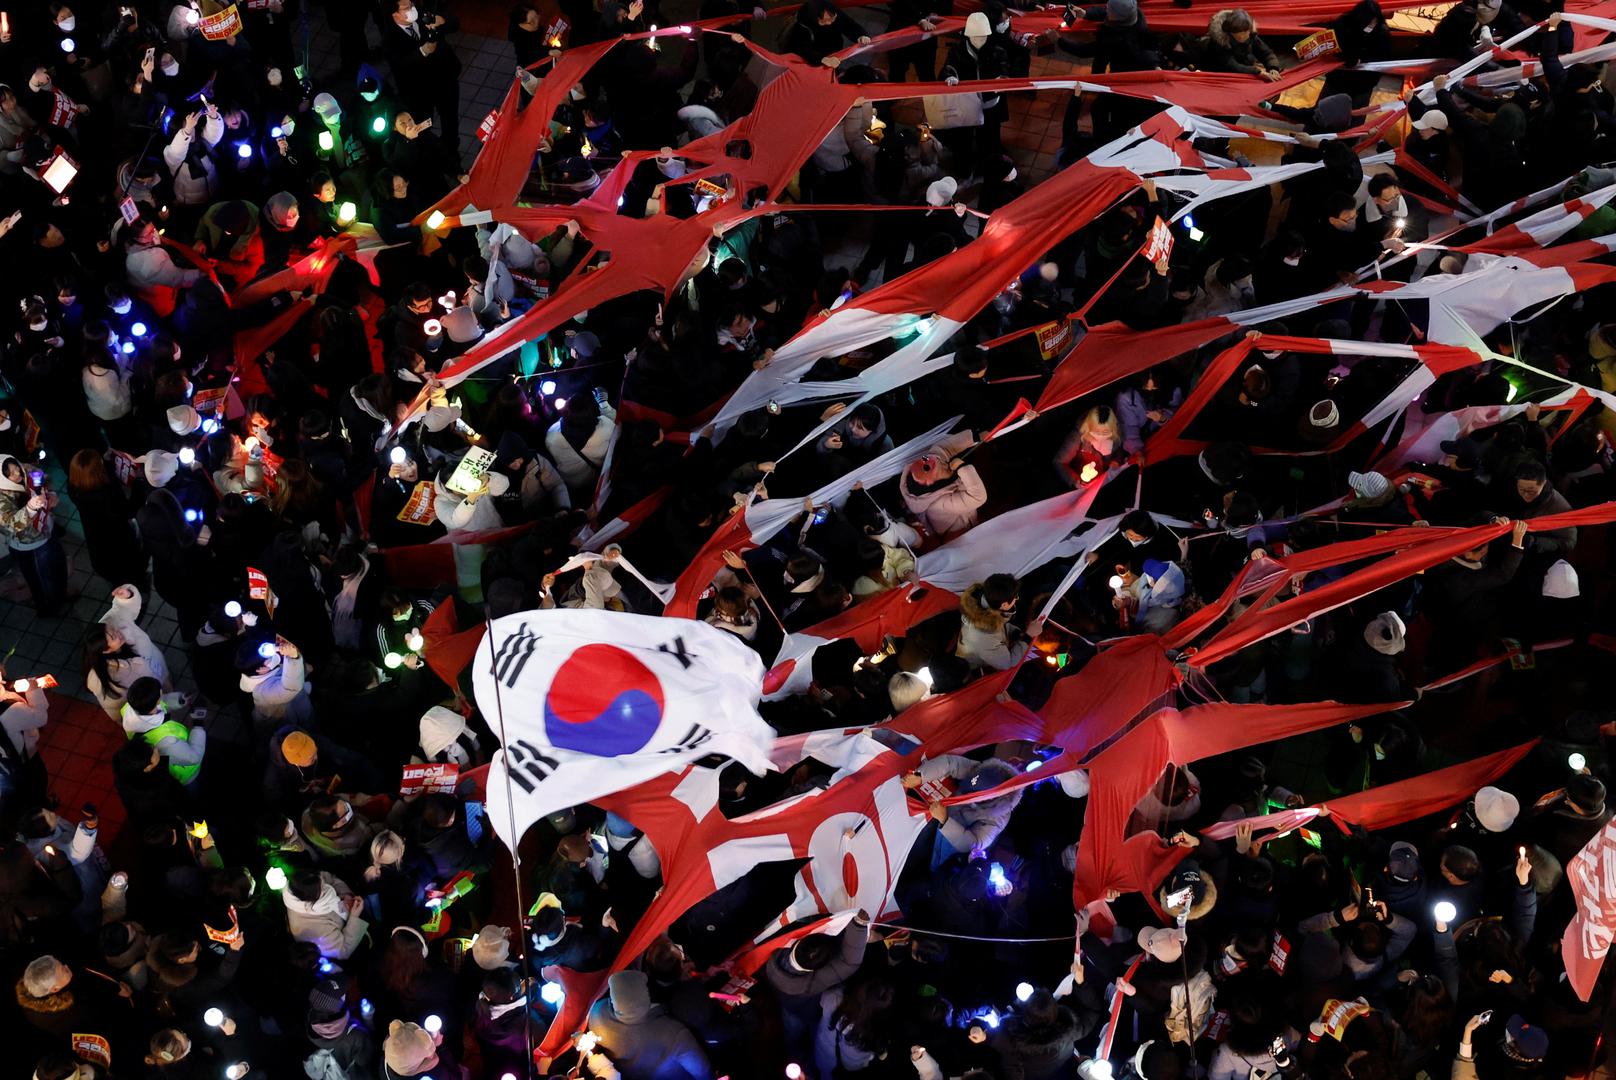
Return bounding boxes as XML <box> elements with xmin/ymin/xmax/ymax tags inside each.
<box><xmin>505</xmin><ymin>740</ymin><xmax>561</xmax><ymax>793</ymax></box>
<box><xmin>492</xmin><ymin>623</ymin><xmax>542</xmax><ymax>689</ymax></box>
<box><xmin>657</xmin><ymin>723</ymin><xmax>713</xmax><ymax>754</ymax></box>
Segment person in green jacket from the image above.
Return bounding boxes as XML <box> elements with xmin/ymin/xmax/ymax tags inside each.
<box><xmin>118</xmin><ymin>677</ymin><xmax>206</xmax><ymax>788</ymax></box>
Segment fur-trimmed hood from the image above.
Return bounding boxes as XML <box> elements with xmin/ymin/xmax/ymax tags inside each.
<box><xmin>1158</xmin><ymin>873</ymin><xmax>1220</xmax><ymax>923</ymax></box>
<box><xmin>16</xmin><ymin>978</ymin><xmax>74</xmax><ymax>1014</ymax></box>
<box><xmin>960</xmin><ymin>582</ymin><xmax>1009</xmax><ymax>634</ymax></box>
<box><xmin>1207</xmin><ymin>8</ymin><xmax>1255</xmax><ymax>47</ymax></box>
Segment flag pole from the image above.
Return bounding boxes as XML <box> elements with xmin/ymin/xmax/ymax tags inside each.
<box><xmin>483</xmin><ymin>615</ymin><xmax>537</xmax><ymax>1073</ymax></box>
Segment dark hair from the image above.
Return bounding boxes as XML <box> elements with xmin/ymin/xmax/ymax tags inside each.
<box><xmin>981</xmin><ymin>573</ymin><xmax>1019</xmax><ymax>609</ymax></box>
<box><xmin>288</xmin><ymin>869</ymin><xmax>324</xmax><ymax>904</ymax></box>
<box><xmin>83</xmin><ymin>625</ymin><xmax>140</xmax><ymax>699</ymax></box>
<box><xmin>482</xmin><ymin>965</ymin><xmax>522</xmax><ymax>1005</ymax></box>
<box><xmin>1368</xmin><ymin>173</ymin><xmax>1399</xmax><ymax>198</ymax></box>
<box><xmin>1441</xmin><ymin>844</ymin><xmax>1481</xmax><ymax>882</ymax></box>
<box><xmin>126</xmin><ymin>676</ymin><xmax>162</xmax><ymax>715</ymax></box>
<box><xmin>1512</xmin><ymin>458</ymin><xmax>1548</xmax><ymax>483</ymax></box>
<box><xmin>849</xmin><ymin>404</ymin><xmax>882</xmax><ymax>431</ymax></box>
<box><xmin>1120</xmin><ymin>509</ymin><xmax>1157</xmax><ymax>537</ymax></box>
<box><xmin>1323</xmin><ymin>190</ymin><xmax>1357</xmax><ymax>218</ymax></box>
<box><xmin>307</xmin><ymin>794</ymin><xmax>344</xmax><ymax>831</ymax></box>
<box><xmin>380</xmin><ymin>928</ymin><xmax>431</xmax><ymax>996</ymax></box>
<box><xmin>792</xmin><ymin>933</ymin><xmax>836</xmax><ymax>970</ymax></box>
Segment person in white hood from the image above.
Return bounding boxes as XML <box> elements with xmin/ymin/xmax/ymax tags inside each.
<box><xmin>282</xmin><ymin>869</ymin><xmax>369</xmax><ymax>959</ymax></box>
<box><xmin>86</xmin><ymin>585</ymin><xmax>172</xmax><ymax>719</ymax></box>
<box><xmin>415</xmin><ymin>706</ymin><xmax>481</xmax><ymax>767</ymax></box>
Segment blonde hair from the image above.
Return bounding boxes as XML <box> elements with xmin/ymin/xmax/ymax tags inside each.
<box><xmin>364</xmin><ymin>829</ymin><xmax>406</xmax><ymax>882</ymax></box>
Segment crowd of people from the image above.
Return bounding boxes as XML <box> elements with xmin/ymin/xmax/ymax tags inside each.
<box><xmin>1</xmin><ymin>0</ymin><xmax>1615</xmax><ymax>1078</ymax></box>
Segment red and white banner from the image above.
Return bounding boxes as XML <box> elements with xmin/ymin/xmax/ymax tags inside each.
<box><xmin>1564</xmin><ymin>816</ymin><xmax>1616</xmax><ymax>1000</ymax></box>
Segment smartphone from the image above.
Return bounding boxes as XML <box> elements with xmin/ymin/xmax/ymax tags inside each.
<box><xmin>1477</xmin><ymin>1009</ymin><xmax>1493</xmax><ymax>1027</ymax></box>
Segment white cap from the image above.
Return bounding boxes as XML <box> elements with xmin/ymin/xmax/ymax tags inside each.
<box><xmin>1542</xmin><ymin>559</ymin><xmax>1579</xmax><ymax>599</ymax></box>
<box><xmin>964</xmin><ymin>11</ymin><xmax>993</xmax><ymax>39</ymax></box>
<box><xmin>926</xmin><ymin>176</ymin><xmax>958</xmax><ymax>207</ymax></box>
<box><xmin>1474</xmin><ymin>785</ymin><xmax>1520</xmax><ymax>832</ymax></box>
<box><xmin>1411</xmin><ymin>110</ymin><xmax>1449</xmax><ymax>132</ymax></box>
<box><xmin>167</xmin><ymin>404</ymin><xmax>201</xmax><ymax>436</ymax></box>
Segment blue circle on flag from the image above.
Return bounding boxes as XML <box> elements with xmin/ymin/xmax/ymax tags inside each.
<box><xmin>543</xmin><ymin>644</ymin><xmax>666</xmax><ymax>756</ymax></box>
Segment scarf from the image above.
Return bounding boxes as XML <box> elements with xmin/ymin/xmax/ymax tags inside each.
<box><xmin>331</xmin><ymin>555</ymin><xmax>370</xmax><ymax>651</ymax></box>
<box><xmin>488</xmin><ymin>995</ymin><xmax>529</xmax><ymax>1021</ymax></box>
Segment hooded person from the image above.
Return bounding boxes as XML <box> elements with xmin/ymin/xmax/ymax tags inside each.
<box><xmin>1334</xmin><ymin>611</ymin><xmax>1409</xmax><ymax>703</ymax></box>
<box><xmin>0</xmin><ymin>453</ymin><xmax>66</xmax><ymax>616</ymax></box>
<box><xmin>900</xmin><ymin>430</ymin><xmax>987</xmax><ymax>537</ymax></box>
<box><xmin>305</xmin><ymin>977</ymin><xmax>380</xmax><ymax>1080</ymax></box>
<box><xmin>470</xmin><ymin>966</ymin><xmax>545</xmax><ymax>1079</ymax></box>
<box><xmin>586</xmin><ymin>969</ymin><xmax>715</xmax><ymax>1080</ymax></box>
<box><xmin>415</xmin><ymin>705</ymin><xmax>481</xmax><ymax>768</ymax></box>
<box><xmin>956</xmin><ymin>574</ymin><xmax>1028</xmax><ymax>671</ymax></box>
<box><xmin>1198</xmin><ymin>8</ymin><xmax>1281</xmax><ymax>76</ymax></box>
<box><xmin>544</xmin><ymin>392</ymin><xmax>617</xmax><ymax>503</ymax></box>
<box><xmin>525</xmin><ymin>899</ymin><xmax>616</xmax><ymax>972</ymax></box>
<box><xmin>281</xmin><ymin>869</ymin><xmax>369</xmax><ymax>960</ymax></box>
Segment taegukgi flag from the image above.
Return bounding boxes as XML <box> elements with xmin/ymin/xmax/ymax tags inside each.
<box><xmin>472</xmin><ymin>610</ymin><xmax>777</xmax><ymax>845</ymax></box>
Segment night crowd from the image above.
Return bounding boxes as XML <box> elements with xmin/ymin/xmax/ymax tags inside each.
<box><xmin>2</xmin><ymin>0</ymin><xmax>1616</xmax><ymax>1078</ymax></box>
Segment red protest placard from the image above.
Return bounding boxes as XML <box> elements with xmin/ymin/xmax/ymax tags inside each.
<box><xmin>397</xmin><ymin>481</ymin><xmax>439</xmax><ymax>525</ymax></box>
<box><xmin>1035</xmin><ymin>320</ymin><xmax>1073</xmax><ymax>361</ymax></box>
<box><xmin>73</xmin><ymin>1033</ymin><xmax>112</xmax><ymax>1067</ymax></box>
<box><xmin>198</xmin><ymin>3</ymin><xmax>241</xmax><ymax>40</ymax></box>
<box><xmin>246</xmin><ymin>567</ymin><xmax>269</xmax><ymax>600</ymax></box>
<box><xmin>1140</xmin><ymin>216</ymin><xmax>1174</xmax><ymax>264</ymax></box>
<box><xmin>400</xmin><ymin>762</ymin><xmax>461</xmax><ymax>797</ymax></box>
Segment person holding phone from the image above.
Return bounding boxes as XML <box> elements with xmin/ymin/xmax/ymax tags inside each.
<box><xmin>0</xmin><ymin>452</ymin><xmax>66</xmax><ymax>616</ymax></box>
<box><xmin>0</xmin><ymin>660</ymin><xmax>52</xmax><ymax>812</ymax></box>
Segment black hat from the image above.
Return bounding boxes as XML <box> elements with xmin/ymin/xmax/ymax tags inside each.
<box><xmin>1439</xmin><ymin>437</ymin><xmax>1483</xmax><ymax>469</ymax></box>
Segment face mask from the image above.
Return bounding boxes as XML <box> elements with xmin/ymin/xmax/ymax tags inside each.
<box><xmin>162</xmin><ymin>60</ymin><xmax>180</xmax><ymax>76</ymax></box>
<box><xmin>361</xmin><ymin>88</ymin><xmax>379</xmax><ymax>102</ymax></box>
<box><xmin>1282</xmin><ymin>254</ymin><xmax>1301</xmax><ymax>266</ymax></box>
<box><xmin>113</xmin><ymin>299</ymin><xmax>133</xmax><ymax>315</ymax></box>
<box><xmin>58</xmin><ymin>16</ymin><xmax>76</xmax><ymax>31</ymax></box>
<box><xmin>267</xmin><ymin>67</ymin><xmax>283</xmax><ymax>86</ymax></box>
<box><xmin>995</xmin><ymin>18</ymin><xmax>1009</xmax><ymax>32</ymax></box>
<box><xmin>1364</xmin><ymin>20</ymin><xmax>1377</xmax><ymax>32</ymax></box>
<box><xmin>403</xmin><ymin>5</ymin><xmax>419</xmax><ymax>22</ymax></box>
<box><xmin>1003</xmin><ymin>167</ymin><xmax>1017</xmax><ymax>182</ymax></box>
<box><xmin>31</xmin><ymin>76</ymin><xmax>51</xmax><ymax>92</ymax></box>
<box><xmin>568</xmin><ymin>86</ymin><xmax>586</xmax><ymax>101</ymax></box>
<box><xmin>28</xmin><ymin>320</ymin><xmax>46</xmax><ymax>332</ymax></box>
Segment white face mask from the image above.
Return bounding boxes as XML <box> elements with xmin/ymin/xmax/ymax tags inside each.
<box><xmin>1364</xmin><ymin>20</ymin><xmax>1377</xmax><ymax>32</ymax></box>
<box><xmin>1003</xmin><ymin>167</ymin><xmax>1017</xmax><ymax>182</ymax></box>
<box><xmin>112</xmin><ymin>299</ymin><xmax>133</xmax><ymax>315</ymax></box>
<box><xmin>402</xmin><ymin>5</ymin><xmax>419</xmax><ymax>22</ymax></box>
<box><xmin>568</xmin><ymin>85</ymin><xmax>586</xmax><ymax>101</ymax></box>
<box><xmin>1282</xmin><ymin>254</ymin><xmax>1301</xmax><ymax>266</ymax></box>
<box><xmin>28</xmin><ymin>320</ymin><xmax>46</xmax><ymax>332</ymax></box>
<box><xmin>31</xmin><ymin>75</ymin><xmax>51</xmax><ymax>92</ymax></box>
<box><xmin>995</xmin><ymin>18</ymin><xmax>1009</xmax><ymax>32</ymax></box>
<box><xmin>162</xmin><ymin>60</ymin><xmax>180</xmax><ymax>76</ymax></box>
<box><xmin>58</xmin><ymin>15</ymin><xmax>76</xmax><ymax>31</ymax></box>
